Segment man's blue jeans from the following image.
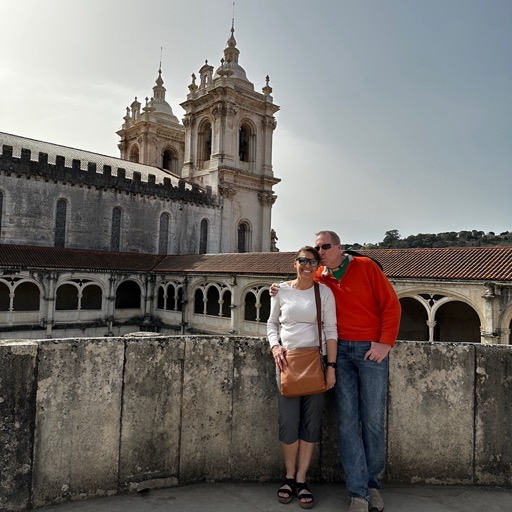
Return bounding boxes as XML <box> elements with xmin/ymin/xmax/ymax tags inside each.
<box><xmin>334</xmin><ymin>340</ymin><xmax>388</xmax><ymax>500</ymax></box>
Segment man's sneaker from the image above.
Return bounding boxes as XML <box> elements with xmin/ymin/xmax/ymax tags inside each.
<box><xmin>369</xmin><ymin>488</ymin><xmax>384</xmax><ymax>512</ymax></box>
<box><xmin>349</xmin><ymin>496</ymin><xmax>369</xmax><ymax>512</ymax></box>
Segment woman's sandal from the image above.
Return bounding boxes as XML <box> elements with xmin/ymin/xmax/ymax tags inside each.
<box><xmin>295</xmin><ymin>481</ymin><xmax>314</xmax><ymax>509</ymax></box>
<box><xmin>277</xmin><ymin>477</ymin><xmax>295</xmax><ymax>504</ymax></box>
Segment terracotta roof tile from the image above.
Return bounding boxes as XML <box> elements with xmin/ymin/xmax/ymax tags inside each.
<box><xmin>154</xmin><ymin>252</ymin><xmax>296</xmax><ymax>274</ymax></box>
<box><xmin>0</xmin><ymin>244</ymin><xmax>511</xmax><ymax>281</ymax></box>
<box><xmin>360</xmin><ymin>247</ymin><xmax>512</xmax><ymax>281</ymax></box>
<box><xmin>0</xmin><ymin>244</ymin><xmax>164</xmax><ymax>272</ymax></box>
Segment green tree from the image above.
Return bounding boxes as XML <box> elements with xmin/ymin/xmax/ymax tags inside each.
<box><xmin>382</xmin><ymin>229</ymin><xmax>401</xmax><ymax>247</ymax></box>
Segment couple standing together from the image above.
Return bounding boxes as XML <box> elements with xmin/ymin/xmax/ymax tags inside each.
<box><xmin>267</xmin><ymin>230</ymin><xmax>402</xmax><ymax>512</ymax></box>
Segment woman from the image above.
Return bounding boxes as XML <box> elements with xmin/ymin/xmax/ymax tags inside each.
<box><xmin>267</xmin><ymin>246</ymin><xmax>337</xmax><ymax>509</ymax></box>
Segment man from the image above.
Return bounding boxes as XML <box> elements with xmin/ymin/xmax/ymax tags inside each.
<box><xmin>313</xmin><ymin>230</ymin><xmax>401</xmax><ymax>512</ymax></box>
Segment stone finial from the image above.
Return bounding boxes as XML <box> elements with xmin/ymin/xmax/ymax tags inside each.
<box><xmin>189</xmin><ymin>73</ymin><xmax>198</xmax><ymax>92</ymax></box>
<box><xmin>262</xmin><ymin>75</ymin><xmax>273</xmax><ymax>95</ymax></box>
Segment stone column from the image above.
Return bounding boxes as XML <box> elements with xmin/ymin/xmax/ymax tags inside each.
<box><xmin>106</xmin><ymin>274</ymin><xmax>117</xmax><ymax>336</ymax></box>
<box><xmin>426</xmin><ymin>320</ymin><xmax>436</xmax><ymax>342</ymax></box>
<box><xmin>481</xmin><ymin>283</ymin><xmax>497</xmax><ymax>344</ymax></box>
<box><xmin>43</xmin><ymin>271</ymin><xmax>58</xmax><ymax>338</ymax></box>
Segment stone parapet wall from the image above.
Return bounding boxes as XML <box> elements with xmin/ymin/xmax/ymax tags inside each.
<box><xmin>1</xmin><ymin>337</ymin><xmax>511</xmax><ymax>511</ymax></box>
<box><xmin>0</xmin><ymin>145</ymin><xmax>216</xmax><ymax>205</ymax></box>
<box><xmin>0</xmin><ymin>146</ymin><xmax>221</xmax><ymax>253</ymax></box>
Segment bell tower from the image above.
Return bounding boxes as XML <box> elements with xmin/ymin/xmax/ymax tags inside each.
<box><xmin>117</xmin><ymin>69</ymin><xmax>185</xmax><ymax>174</ymax></box>
<box><xmin>180</xmin><ymin>24</ymin><xmax>280</xmax><ymax>253</ymax></box>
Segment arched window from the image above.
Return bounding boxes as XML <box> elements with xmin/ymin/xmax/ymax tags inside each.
<box><xmin>56</xmin><ymin>284</ymin><xmax>79</xmax><ymax>310</ymax></box>
<box><xmin>244</xmin><ymin>291</ymin><xmax>257</xmax><ymax>321</ymax></box>
<box><xmin>244</xmin><ymin>287</ymin><xmax>270</xmax><ymax>322</ymax></box>
<box><xmin>115</xmin><ymin>280</ymin><xmax>141</xmax><ymax>309</ymax></box>
<box><xmin>111</xmin><ymin>207</ymin><xmax>122</xmax><ymax>251</ymax></box>
<box><xmin>259</xmin><ymin>289</ymin><xmax>271</xmax><ymax>322</ymax></box>
<box><xmin>237</xmin><ymin>222</ymin><xmax>251</xmax><ymax>253</ymax></box>
<box><xmin>434</xmin><ymin>301</ymin><xmax>480</xmax><ymax>342</ymax></box>
<box><xmin>129</xmin><ymin>145</ymin><xmax>139</xmax><ymax>163</ymax></box>
<box><xmin>194</xmin><ymin>285</ymin><xmax>231</xmax><ymax>317</ymax></box>
<box><xmin>239</xmin><ymin>124</ymin><xmax>251</xmax><ymax>162</ymax></box>
<box><xmin>162</xmin><ymin>148</ymin><xmax>178</xmax><ymax>173</ymax></box>
<box><xmin>194</xmin><ymin>288</ymin><xmax>205</xmax><ymax>314</ymax></box>
<box><xmin>169</xmin><ymin>284</ymin><xmax>184</xmax><ymax>311</ymax></box>
<box><xmin>199</xmin><ymin>121</ymin><xmax>212</xmax><ymax>161</ymax></box>
<box><xmin>221</xmin><ymin>290</ymin><xmax>232</xmax><ymax>318</ymax></box>
<box><xmin>159</xmin><ymin>213</ymin><xmax>170</xmax><ymax>254</ymax></box>
<box><xmin>157</xmin><ymin>283</ymin><xmax>184</xmax><ymax>311</ymax></box>
<box><xmin>206</xmin><ymin>286</ymin><xmax>220</xmax><ymax>316</ymax></box>
<box><xmin>199</xmin><ymin>219</ymin><xmax>208</xmax><ymax>254</ymax></box>
<box><xmin>55</xmin><ymin>198</ymin><xmax>67</xmax><ymax>248</ymax></box>
<box><xmin>13</xmin><ymin>282</ymin><xmax>40</xmax><ymax>311</ymax></box>
<box><xmin>157</xmin><ymin>286</ymin><xmax>165</xmax><ymax>309</ymax></box>
<box><xmin>81</xmin><ymin>285</ymin><xmax>102</xmax><ymax>310</ymax></box>
<box><xmin>397</xmin><ymin>297</ymin><xmax>429</xmax><ymax>341</ymax></box>
<box><xmin>205</xmin><ymin>124</ymin><xmax>212</xmax><ymax>159</ymax></box>
<box><xmin>0</xmin><ymin>280</ymin><xmax>10</xmax><ymax>311</ymax></box>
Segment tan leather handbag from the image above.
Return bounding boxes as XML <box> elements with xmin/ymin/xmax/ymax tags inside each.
<box><xmin>280</xmin><ymin>283</ymin><xmax>326</xmax><ymax>398</ymax></box>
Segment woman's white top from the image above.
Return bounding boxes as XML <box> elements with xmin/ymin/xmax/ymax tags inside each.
<box><xmin>267</xmin><ymin>282</ymin><xmax>337</xmax><ymax>354</ymax></box>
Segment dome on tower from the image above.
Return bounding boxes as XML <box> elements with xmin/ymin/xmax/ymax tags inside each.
<box><xmin>150</xmin><ymin>69</ymin><xmax>180</xmax><ymax>124</ymax></box>
<box><xmin>151</xmin><ymin>96</ymin><xmax>178</xmax><ymax>119</ymax></box>
<box><xmin>213</xmin><ymin>26</ymin><xmax>254</xmax><ymax>90</ymax></box>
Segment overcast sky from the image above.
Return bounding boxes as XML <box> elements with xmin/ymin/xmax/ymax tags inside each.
<box><xmin>1</xmin><ymin>0</ymin><xmax>511</xmax><ymax>251</ymax></box>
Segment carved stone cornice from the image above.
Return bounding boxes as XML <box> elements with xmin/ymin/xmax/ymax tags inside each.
<box><xmin>182</xmin><ymin>115</ymin><xmax>196</xmax><ymax>128</ymax></box>
<box><xmin>262</xmin><ymin>117</ymin><xmax>277</xmax><ymax>130</ymax></box>
<box><xmin>219</xmin><ymin>184</ymin><xmax>237</xmax><ymax>198</ymax></box>
<box><xmin>258</xmin><ymin>191</ymin><xmax>276</xmax><ymax>206</ymax></box>
<box><xmin>212</xmin><ymin>103</ymin><xmax>237</xmax><ymax>119</ymax></box>
<box><xmin>212</xmin><ymin>104</ymin><xmax>227</xmax><ymax>119</ymax></box>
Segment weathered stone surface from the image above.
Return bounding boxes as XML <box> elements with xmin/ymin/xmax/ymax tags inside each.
<box><xmin>0</xmin><ymin>341</ymin><xmax>38</xmax><ymax>511</ymax></box>
<box><xmin>231</xmin><ymin>338</ymin><xmax>281</xmax><ymax>480</ymax></box>
<box><xmin>1</xmin><ymin>336</ymin><xmax>511</xmax><ymax>510</ymax></box>
<box><xmin>119</xmin><ymin>337</ymin><xmax>185</xmax><ymax>488</ymax></box>
<box><xmin>475</xmin><ymin>344</ymin><xmax>512</xmax><ymax>485</ymax></box>
<box><xmin>387</xmin><ymin>341</ymin><xmax>475</xmax><ymax>484</ymax></box>
<box><xmin>179</xmin><ymin>337</ymin><xmax>235</xmax><ymax>481</ymax></box>
<box><xmin>31</xmin><ymin>338</ymin><xmax>125</xmax><ymax>507</ymax></box>
<box><xmin>320</xmin><ymin>391</ymin><xmax>342</xmax><ymax>482</ymax></box>
<box><xmin>0</xmin><ymin>146</ymin><xmax>218</xmax><ymax>254</ymax></box>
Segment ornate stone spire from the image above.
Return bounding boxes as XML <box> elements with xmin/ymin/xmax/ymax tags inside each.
<box><xmin>149</xmin><ymin>68</ymin><xmax>179</xmax><ymax>123</ymax></box>
<box><xmin>213</xmin><ymin>22</ymin><xmax>252</xmax><ymax>88</ymax></box>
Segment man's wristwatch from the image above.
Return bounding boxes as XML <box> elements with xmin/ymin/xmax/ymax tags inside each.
<box><xmin>326</xmin><ymin>362</ymin><xmax>337</xmax><ymax>369</ymax></box>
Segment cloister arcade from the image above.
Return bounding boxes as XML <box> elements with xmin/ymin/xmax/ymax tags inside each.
<box><xmin>0</xmin><ymin>271</ymin><xmax>510</xmax><ymax>344</ymax></box>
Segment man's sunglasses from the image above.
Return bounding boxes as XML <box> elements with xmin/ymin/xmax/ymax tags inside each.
<box><xmin>296</xmin><ymin>257</ymin><xmax>319</xmax><ymax>267</ymax></box>
<box><xmin>314</xmin><ymin>243</ymin><xmax>332</xmax><ymax>251</ymax></box>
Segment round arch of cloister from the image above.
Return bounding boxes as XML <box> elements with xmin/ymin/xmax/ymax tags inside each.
<box><xmin>395</xmin><ymin>280</ymin><xmax>512</xmax><ymax>344</ymax></box>
<box><xmin>397</xmin><ymin>292</ymin><xmax>481</xmax><ymax>343</ymax></box>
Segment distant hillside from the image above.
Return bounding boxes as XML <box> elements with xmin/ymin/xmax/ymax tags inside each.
<box><xmin>347</xmin><ymin>229</ymin><xmax>512</xmax><ymax>249</ymax></box>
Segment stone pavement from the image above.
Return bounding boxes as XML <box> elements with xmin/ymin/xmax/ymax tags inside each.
<box><xmin>36</xmin><ymin>483</ymin><xmax>512</xmax><ymax>511</ymax></box>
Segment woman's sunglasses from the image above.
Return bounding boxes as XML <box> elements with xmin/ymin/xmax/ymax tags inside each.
<box><xmin>296</xmin><ymin>257</ymin><xmax>319</xmax><ymax>267</ymax></box>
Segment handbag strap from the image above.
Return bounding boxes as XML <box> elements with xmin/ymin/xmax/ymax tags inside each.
<box><xmin>314</xmin><ymin>282</ymin><xmax>322</xmax><ymax>350</ymax></box>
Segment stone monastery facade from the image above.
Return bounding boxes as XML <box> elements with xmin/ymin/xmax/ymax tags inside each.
<box><xmin>0</xmin><ymin>25</ymin><xmax>279</xmax><ymax>256</ymax></box>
